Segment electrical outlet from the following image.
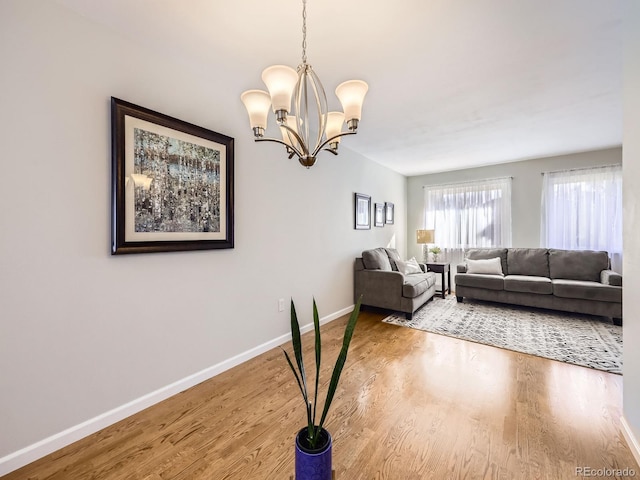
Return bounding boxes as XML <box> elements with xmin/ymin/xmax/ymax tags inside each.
<box><xmin>278</xmin><ymin>298</ymin><xmax>285</xmax><ymax>312</ymax></box>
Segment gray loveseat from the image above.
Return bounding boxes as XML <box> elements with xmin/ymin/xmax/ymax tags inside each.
<box><xmin>455</xmin><ymin>248</ymin><xmax>623</xmax><ymax>325</ymax></box>
<box><xmin>355</xmin><ymin>248</ymin><xmax>437</xmax><ymax>319</ymax></box>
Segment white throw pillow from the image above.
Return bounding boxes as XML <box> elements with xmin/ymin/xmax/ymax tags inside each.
<box><xmin>397</xmin><ymin>257</ymin><xmax>423</xmax><ymax>275</ymax></box>
<box><xmin>466</xmin><ymin>257</ymin><xmax>503</xmax><ymax>275</ymax></box>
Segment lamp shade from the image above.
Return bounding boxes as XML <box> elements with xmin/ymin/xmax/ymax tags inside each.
<box><xmin>280</xmin><ymin>115</ymin><xmax>300</xmax><ymax>149</ymax></box>
<box><xmin>416</xmin><ymin>229</ymin><xmax>435</xmax><ymax>244</ymax></box>
<box><xmin>240</xmin><ymin>89</ymin><xmax>271</xmax><ymax>130</ymax></box>
<box><xmin>325</xmin><ymin>111</ymin><xmax>345</xmax><ymax>143</ymax></box>
<box><xmin>262</xmin><ymin>65</ymin><xmax>298</xmax><ymax>113</ymax></box>
<box><xmin>335</xmin><ymin>80</ymin><xmax>368</xmax><ymax>122</ymax></box>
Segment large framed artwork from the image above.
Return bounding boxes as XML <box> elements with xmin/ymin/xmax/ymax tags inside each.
<box><xmin>111</xmin><ymin>97</ymin><xmax>234</xmax><ymax>254</ymax></box>
<box><xmin>355</xmin><ymin>193</ymin><xmax>371</xmax><ymax>230</ymax></box>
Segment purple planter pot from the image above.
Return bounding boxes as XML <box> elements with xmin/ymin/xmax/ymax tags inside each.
<box><xmin>295</xmin><ymin>427</ymin><xmax>332</xmax><ymax>480</ymax></box>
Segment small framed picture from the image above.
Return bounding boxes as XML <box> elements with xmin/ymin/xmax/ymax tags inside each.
<box><xmin>385</xmin><ymin>202</ymin><xmax>395</xmax><ymax>224</ymax></box>
<box><xmin>374</xmin><ymin>203</ymin><xmax>385</xmax><ymax>227</ymax></box>
<box><xmin>354</xmin><ymin>193</ymin><xmax>371</xmax><ymax>230</ymax></box>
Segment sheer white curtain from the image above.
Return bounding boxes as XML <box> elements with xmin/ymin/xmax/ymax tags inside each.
<box><xmin>423</xmin><ymin>177</ymin><xmax>512</xmax><ymax>266</ymax></box>
<box><xmin>541</xmin><ymin>164</ymin><xmax>622</xmax><ymax>272</ymax></box>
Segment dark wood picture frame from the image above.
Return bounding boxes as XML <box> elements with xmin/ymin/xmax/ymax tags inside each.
<box><xmin>111</xmin><ymin>97</ymin><xmax>234</xmax><ymax>254</ymax></box>
<box><xmin>355</xmin><ymin>193</ymin><xmax>371</xmax><ymax>230</ymax></box>
<box><xmin>385</xmin><ymin>202</ymin><xmax>395</xmax><ymax>224</ymax></box>
<box><xmin>374</xmin><ymin>203</ymin><xmax>385</xmax><ymax>227</ymax></box>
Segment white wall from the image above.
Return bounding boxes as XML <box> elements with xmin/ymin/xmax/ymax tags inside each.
<box><xmin>622</xmin><ymin>0</ymin><xmax>640</xmax><ymax>463</ymax></box>
<box><xmin>406</xmin><ymin>148</ymin><xmax>622</xmax><ymax>262</ymax></box>
<box><xmin>0</xmin><ymin>1</ymin><xmax>406</xmax><ymax>471</ymax></box>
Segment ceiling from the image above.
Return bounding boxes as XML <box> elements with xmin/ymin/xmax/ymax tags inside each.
<box><xmin>54</xmin><ymin>0</ymin><xmax>623</xmax><ymax>176</ymax></box>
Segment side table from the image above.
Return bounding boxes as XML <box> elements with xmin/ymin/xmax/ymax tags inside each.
<box><xmin>426</xmin><ymin>262</ymin><xmax>451</xmax><ymax>299</ymax></box>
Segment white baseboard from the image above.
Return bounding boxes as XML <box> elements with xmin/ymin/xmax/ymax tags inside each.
<box><xmin>0</xmin><ymin>305</ymin><xmax>354</xmax><ymax>476</ymax></box>
<box><xmin>621</xmin><ymin>415</ymin><xmax>640</xmax><ymax>468</ymax></box>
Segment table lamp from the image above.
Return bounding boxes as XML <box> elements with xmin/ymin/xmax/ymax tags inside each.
<box><xmin>416</xmin><ymin>229</ymin><xmax>435</xmax><ymax>263</ymax></box>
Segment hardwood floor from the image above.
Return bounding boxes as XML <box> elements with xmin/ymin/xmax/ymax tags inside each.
<box><xmin>3</xmin><ymin>309</ymin><xmax>637</xmax><ymax>480</ymax></box>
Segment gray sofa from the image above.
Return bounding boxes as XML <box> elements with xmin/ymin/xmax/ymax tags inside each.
<box><xmin>455</xmin><ymin>248</ymin><xmax>623</xmax><ymax>325</ymax></box>
<box><xmin>355</xmin><ymin>248</ymin><xmax>437</xmax><ymax>319</ymax></box>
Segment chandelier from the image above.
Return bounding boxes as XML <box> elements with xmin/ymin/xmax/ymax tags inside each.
<box><xmin>240</xmin><ymin>0</ymin><xmax>368</xmax><ymax>168</ymax></box>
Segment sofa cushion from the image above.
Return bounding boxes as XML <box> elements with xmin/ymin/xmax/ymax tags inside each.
<box><xmin>552</xmin><ymin>279</ymin><xmax>622</xmax><ymax>303</ymax></box>
<box><xmin>466</xmin><ymin>257</ymin><xmax>503</xmax><ymax>275</ymax></box>
<box><xmin>504</xmin><ymin>275</ymin><xmax>553</xmax><ymax>294</ymax></box>
<box><xmin>549</xmin><ymin>249</ymin><xmax>609</xmax><ymax>281</ymax></box>
<box><xmin>507</xmin><ymin>248</ymin><xmax>549</xmax><ymax>277</ymax></box>
<box><xmin>396</xmin><ymin>257</ymin><xmax>422</xmax><ymax>275</ymax></box>
<box><xmin>465</xmin><ymin>248</ymin><xmax>508</xmax><ymax>277</ymax></box>
<box><xmin>455</xmin><ymin>273</ymin><xmax>504</xmax><ymax>291</ymax></box>
<box><xmin>402</xmin><ymin>272</ymin><xmax>436</xmax><ymax>298</ymax></box>
<box><xmin>362</xmin><ymin>248</ymin><xmax>392</xmax><ymax>271</ymax></box>
<box><xmin>384</xmin><ymin>248</ymin><xmax>402</xmax><ymax>271</ymax></box>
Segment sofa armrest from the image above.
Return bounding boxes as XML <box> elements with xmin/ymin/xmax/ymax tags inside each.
<box><xmin>601</xmin><ymin>269</ymin><xmax>622</xmax><ymax>286</ymax></box>
<box><xmin>457</xmin><ymin>264</ymin><xmax>467</xmax><ymax>273</ymax></box>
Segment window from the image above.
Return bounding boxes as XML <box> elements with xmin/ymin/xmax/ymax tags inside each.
<box><xmin>423</xmin><ymin>177</ymin><xmax>512</xmax><ymax>264</ymax></box>
<box><xmin>541</xmin><ymin>164</ymin><xmax>622</xmax><ymax>272</ymax></box>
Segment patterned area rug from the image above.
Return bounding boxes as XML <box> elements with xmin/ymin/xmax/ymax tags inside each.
<box><xmin>382</xmin><ymin>296</ymin><xmax>623</xmax><ymax>374</ymax></box>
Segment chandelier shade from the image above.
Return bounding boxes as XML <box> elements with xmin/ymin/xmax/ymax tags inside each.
<box><xmin>280</xmin><ymin>115</ymin><xmax>300</xmax><ymax>150</ymax></box>
<box><xmin>325</xmin><ymin>112</ymin><xmax>346</xmax><ymax>147</ymax></box>
<box><xmin>240</xmin><ymin>90</ymin><xmax>271</xmax><ymax>133</ymax></box>
<box><xmin>261</xmin><ymin>65</ymin><xmax>298</xmax><ymax>113</ymax></box>
<box><xmin>240</xmin><ymin>0</ymin><xmax>368</xmax><ymax>168</ymax></box>
<box><xmin>336</xmin><ymin>80</ymin><xmax>369</xmax><ymax>127</ymax></box>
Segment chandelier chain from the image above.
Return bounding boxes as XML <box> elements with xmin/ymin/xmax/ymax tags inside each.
<box><xmin>301</xmin><ymin>0</ymin><xmax>307</xmax><ymax>64</ymax></box>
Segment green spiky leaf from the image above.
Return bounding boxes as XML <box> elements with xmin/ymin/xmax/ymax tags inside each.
<box><xmin>289</xmin><ymin>300</ymin><xmax>308</xmax><ymax>402</ymax></box>
<box><xmin>318</xmin><ymin>296</ymin><xmax>362</xmax><ymax>430</ymax></box>
<box><xmin>312</xmin><ymin>298</ymin><xmax>321</xmax><ymax>429</ymax></box>
<box><xmin>281</xmin><ymin>348</ymin><xmax>306</xmax><ymax>400</ymax></box>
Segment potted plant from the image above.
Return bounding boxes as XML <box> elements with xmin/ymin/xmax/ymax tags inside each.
<box><xmin>429</xmin><ymin>245</ymin><xmax>442</xmax><ymax>262</ymax></box>
<box><xmin>282</xmin><ymin>297</ymin><xmax>362</xmax><ymax>480</ymax></box>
